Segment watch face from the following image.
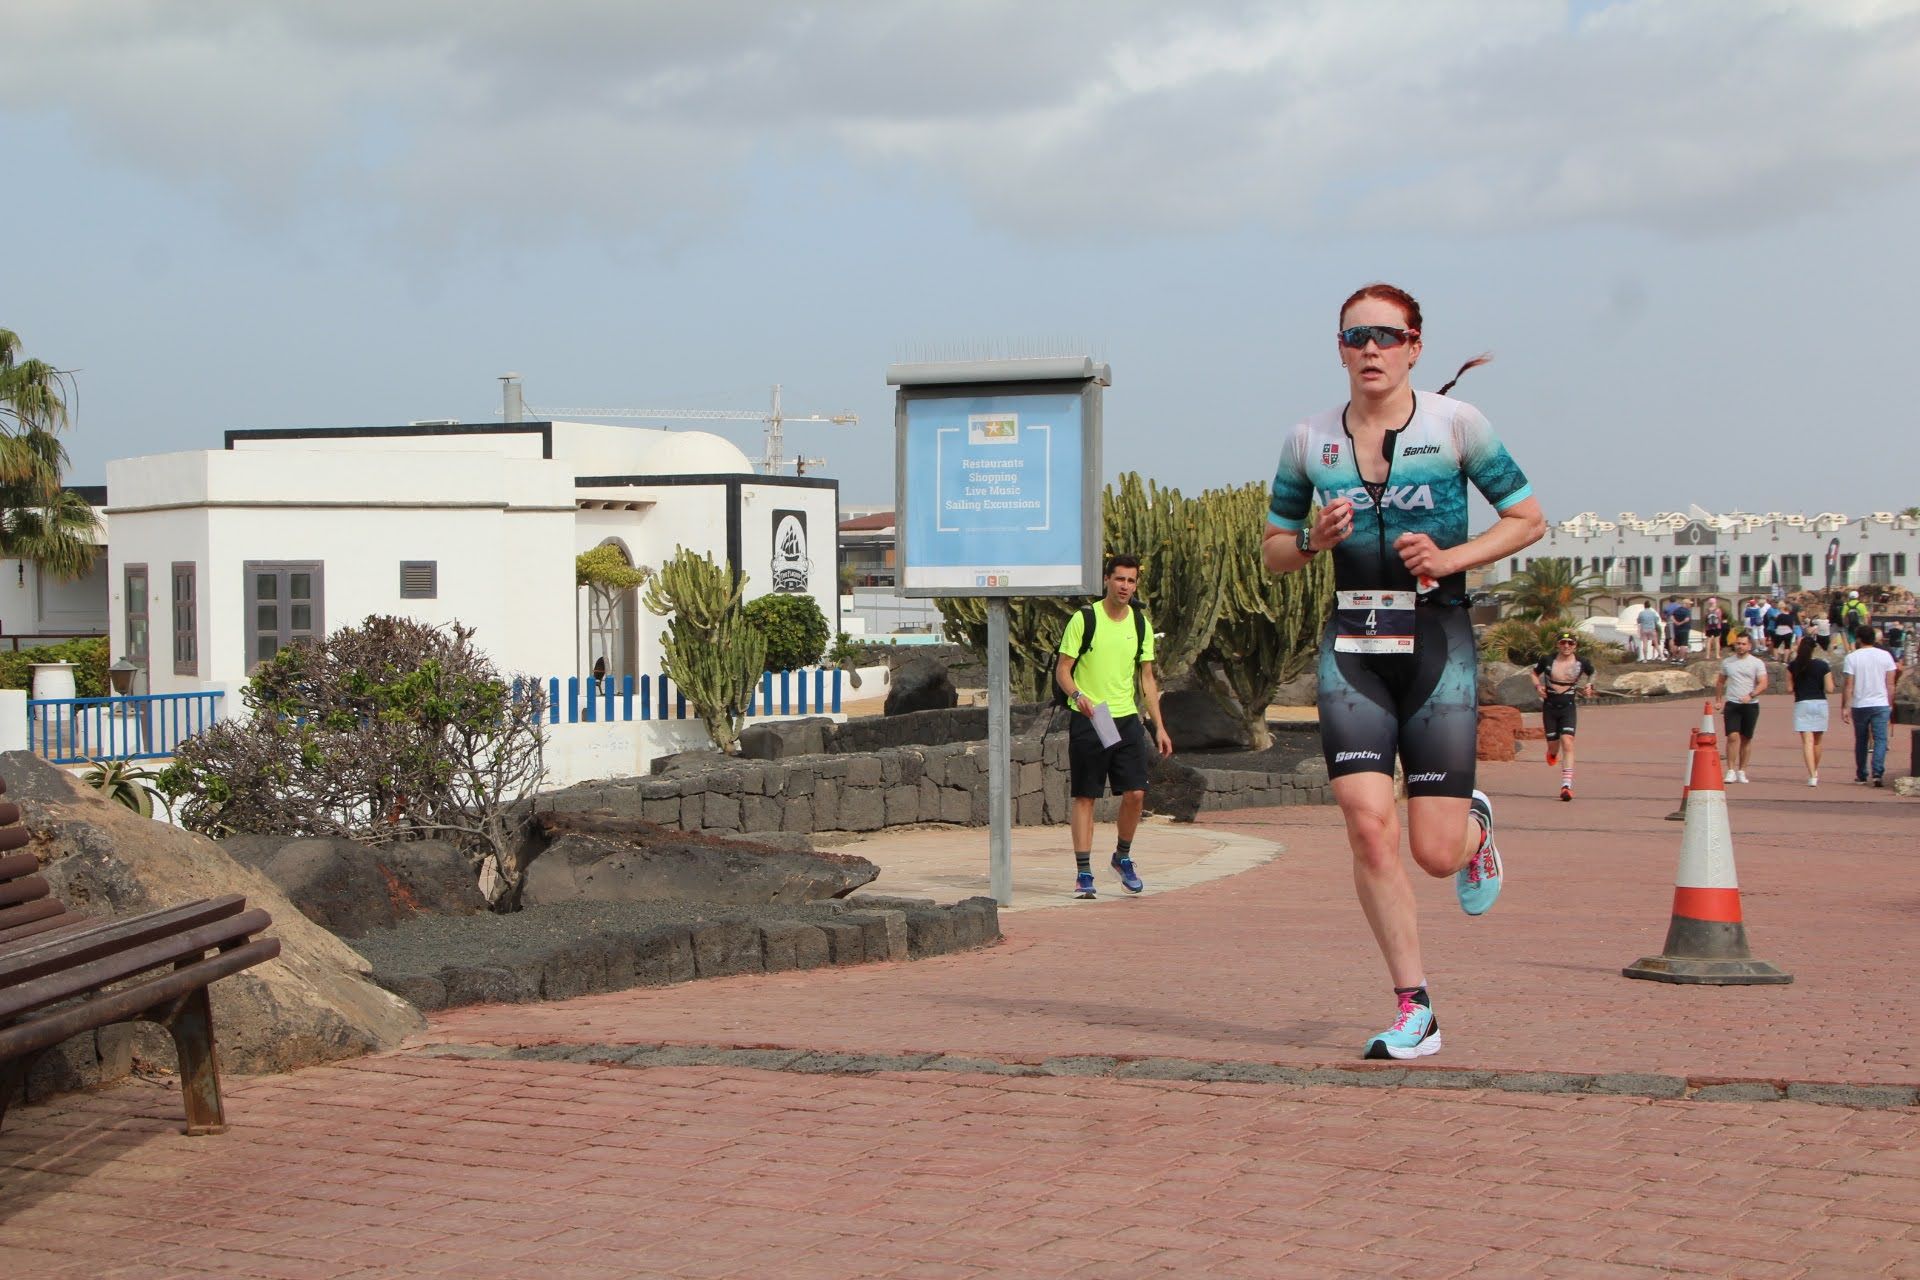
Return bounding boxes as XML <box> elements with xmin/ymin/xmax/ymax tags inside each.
<box><xmin>1296</xmin><ymin>526</ymin><xmax>1312</xmax><ymax>552</ymax></box>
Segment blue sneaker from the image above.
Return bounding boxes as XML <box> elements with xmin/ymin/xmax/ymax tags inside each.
<box><xmin>1111</xmin><ymin>854</ymin><xmax>1144</xmax><ymax>894</ymax></box>
<box><xmin>1456</xmin><ymin>789</ymin><xmax>1503</xmax><ymax>916</ymax></box>
<box><xmin>1364</xmin><ymin>999</ymin><xmax>1441</xmax><ymax>1060</ymax></box>
<box><xmin>1074</xmin><ymin>872</ymin><xmax>1096</xmax><ymax>899</ymax></box>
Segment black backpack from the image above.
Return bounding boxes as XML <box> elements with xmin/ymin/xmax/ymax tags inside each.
<box><xmin>1054</xmin><ymin>602</ymin><xmax>1147</xmax><ymax>708</ymax></box>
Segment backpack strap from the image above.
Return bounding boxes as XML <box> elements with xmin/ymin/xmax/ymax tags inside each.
<box><xmin>1131</xmin><ymin>603</ymin><xmax>1146</xmax><ymax>666</ymax></box>
<box><xmin>1076</xmin><ymin>604</ymin><xmax>1097</xmax><ymax>657</ymax></box>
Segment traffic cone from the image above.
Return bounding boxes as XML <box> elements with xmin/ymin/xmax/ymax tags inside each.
<box><xmin>1663</xmin><ymin>703</ymin><xmax>1715</xmax><ymax>821</ymax></box>
<box><xmin>1625</xmin><ymin>727</ymin><xmax>1792</xmax><ymax>985</ymax></box>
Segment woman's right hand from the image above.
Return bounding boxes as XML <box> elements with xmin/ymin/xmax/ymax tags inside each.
<box><xmin>1316</xmin><ymin>497</ymin><xmax>1355</xmax><ymax>548</ymax></box>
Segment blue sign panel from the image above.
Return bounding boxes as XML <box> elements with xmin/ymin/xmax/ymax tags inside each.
<box><xmin>899</xmin><ymin>390</ymin><xmax>1092</xmax><ymax>594</ymax></box>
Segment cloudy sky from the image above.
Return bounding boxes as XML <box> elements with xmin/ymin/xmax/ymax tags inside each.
<box><xmin>4</xmin><ymin>0</ymin><xmax>1918</xmax><ymax>519</ymax></box>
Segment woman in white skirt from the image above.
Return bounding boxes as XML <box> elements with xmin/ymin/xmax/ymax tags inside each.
<box><xmin>1786</xmin><ymin>635</ymin><xmax>1833</xmax><ymax>786</ymax></box>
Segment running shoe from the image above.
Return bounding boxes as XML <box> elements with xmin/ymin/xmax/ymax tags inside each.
<box><xmin>1736</xmin><ymin>771</ymin><xmax>1750</xmax><ymax>784</ymax></box>
<box><xmin>1546</xmin><ymin>744</ymin><xmax>1558</xmax><ymax>767</ymax></box>
<box><xmin>1559</xmin><ymin>783</ymin><xmax>1573</xmax><ymax>802</ymax></box>
<box><xmin>1456</xmin><ymin>790</ymin><xmax>1503</xmax><ymax>916</ymax></box>
<box><xmin>1724</xmin><ymin>767</ymin><xmax>1737</xmax><ymax>783</ymax></box>
<box><xmin>1073</xmin><ymin>872</ymin><xmax>1096</xmax><ymax>900</ymax></box>
<box><xmin>1111</xmin><ymin>854</ymin><xmax>1144</xmax><ymax>894</ymax></box>
<box><xmin>1364</xmin><ymin>998</ymin><xmax>1441</xmax><ymax>1060</ymax></box>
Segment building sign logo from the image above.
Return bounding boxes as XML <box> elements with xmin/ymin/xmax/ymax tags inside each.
<box><xmin>771</xmin><ymin>510</ymin><xmax>810</xmax><ymax>593</ymax></box>
<box><xmin>968</xmin><ymin>413</ymin><xmax>1019</xmax><ymax>445</ymax></box>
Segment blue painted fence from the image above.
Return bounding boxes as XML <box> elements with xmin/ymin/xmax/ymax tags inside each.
<box><xmin>27</xmin><ymin>691</ymin><xmax>225</xmax><ymax>765</ymax></box>
<box><xmin>541</xmin><ymin>666</ymin><xmax>844</xmax><ymax>725</ymax></box>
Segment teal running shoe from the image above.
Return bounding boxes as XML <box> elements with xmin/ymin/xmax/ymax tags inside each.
<box><xmin>1074</xmin><ymin>872</ymin><xmax>1096</xmax><ymax>899</ymax></box>
<box><xmin>1456</xmin><ymin>789</ymin><xmax>1503</xmax><ymax>916</ymax></box>
<box><xmin>1364</xmin><ymin>999</ymin><xmax>1441</xmax><ymax>1060</ymax></box>
<box><xmin>1111</xmin><ymin>854</ymin><xmax>1144</xmax><ymax>894</ymax></box>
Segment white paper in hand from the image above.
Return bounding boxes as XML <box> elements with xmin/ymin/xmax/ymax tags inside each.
<box><xmin>1090</xmin><ymin>701</ymin><xmax>1122</xmax><ymax>748</ymax></box>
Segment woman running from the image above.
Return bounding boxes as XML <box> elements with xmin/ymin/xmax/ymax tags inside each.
<box><xmin>1262</xmin><ymin>283</ymin><xmax>1546</xmax><ymax>1060</ymax></box>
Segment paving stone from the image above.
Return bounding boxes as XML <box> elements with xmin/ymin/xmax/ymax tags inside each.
<box><xmin>1039</xmin><ymin>1056</ymin><xmax>1120</xmax><ymax>1077</ymax></box>
<box><xmin>1491</xmin><ymin>1071</ymin><xmax>1589</xmax><ymax>1094</ymax></box>
<box><xmin>1690</xmin><ymin>1082</ymin><xmax>1786</xmax><ymax>1103</ymax></box>
<box><xmin>1590</xmin><ymin>1072</ymin><xmax>1689</xmax><ymax>1098</ymax></box>
<box><xmin>921</xmin><ymin>1056</ymin><xmax>1045</xmax><ymax>1076</ymax></box>
<box><xmin>785</xmin><ymin>1052</ymin><xmax>937</xmax><ymax>1074</ymax></box>
<box><xmin>1785</xmin><ymin>1083</ymin><xmax>1919</xmax><ymax>1109</ymax></box>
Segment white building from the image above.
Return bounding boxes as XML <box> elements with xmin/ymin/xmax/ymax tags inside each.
<box><xmin>0</xmin><ymin>485</ymin><xmax>109</xmax><ymax>646</ymax></box>
<box><xmin>1486</xmin><ymin>507</ymin><xmax>1920</xmax><ymax>609</ymax></box>
<box><xmin>102</xmin><ymin>421</ymin><xmax>840</xmax><ymax>697</ymax></box>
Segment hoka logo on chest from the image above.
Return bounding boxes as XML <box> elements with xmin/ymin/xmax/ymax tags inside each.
<box><xmin>1317</xmin><ymin>484</ymin><xmax>1435</xmax><ymax>511</ymax></box>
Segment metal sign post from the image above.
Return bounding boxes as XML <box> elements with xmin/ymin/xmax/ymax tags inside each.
<box><xmin>888</xmin><ymin>357</ymin><xmax>1108</xmax><ymax>905</ymax></box>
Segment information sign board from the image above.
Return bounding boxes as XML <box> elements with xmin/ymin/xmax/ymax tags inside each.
<box><xmin>890</xmin><ymin>359</ymin><xmax>1106</xmax><ymax>598</ymax></box>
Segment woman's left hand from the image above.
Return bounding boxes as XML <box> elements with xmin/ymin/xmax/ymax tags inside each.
<box><xmin>1393</xmin><ymin>532</ymin><xmax>1455</xmax><ymax>582</ymax></box>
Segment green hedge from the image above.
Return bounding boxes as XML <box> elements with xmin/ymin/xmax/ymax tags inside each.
<box><xmin>0</xmin><ymin>637</ymin><xmax>112</xmax><ymax>698</ymax></box>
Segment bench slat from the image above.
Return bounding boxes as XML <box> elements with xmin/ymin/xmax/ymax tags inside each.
<box><xmin>0</xmin><ymin>826</ymin><xmax>30</xmax><ymax>855</ymax></box>
<box><xmin>0</xmin><ymin>909</ymin><xmax>88</xmax><ymax>951</ymax></box>
<box><xmin>0</xmin><ymin>802</ymin><xmax>20</xmax><ymax>827</ymax></box>
<box><xmin>0</xmin><ymin>851</ymin><xmax>36</xmax><ymax>882</ymax></box>
<box><xmin>0</xmin><ymin>912</ymin><xmax>92</xmax><ymax>950</ymax></box>
<box><xmin>0</xmin><ymin>907</ymin><xmax>270</xmax><ymax>1023</ymax></box>
<box><xmin>0</xmin><ymin>898</ymin><xmax>72</xmax><ymax>936</ymax></box>
<box><xmin>0</xmin><ymin>896</ymin><xmax>248</xmax><ymax>988</ymax></box>
<box><xmin>0</xmin><ymin>875</ymin><xmax>50</xmax><ymax>909</ymax></box>
<box><xmin>0</xmin><ymin>937</ymin><xmax>280</xmax><ymax>1062</ymax></box>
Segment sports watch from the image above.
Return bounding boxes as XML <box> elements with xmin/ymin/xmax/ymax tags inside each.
<box><xmin>1295</xmin><ymin>524</ymin><xmax>1317</xmax><ymax>557</ymax></box>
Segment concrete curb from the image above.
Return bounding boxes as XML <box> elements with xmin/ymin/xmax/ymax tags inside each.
<box><xmin>409</xmin><ymin>1040</ymin><xmax>1920</xmax><ymax>1110</ymax></box>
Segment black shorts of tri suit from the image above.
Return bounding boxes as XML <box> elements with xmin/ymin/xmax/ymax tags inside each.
<box><xmin>1068</xmin><ymin>713</ymin><xmax>1151</xmax><ymax>799</ymax></box>
<box><xmin>1316</xmin><ymin>604</ymin><xmax>1478</xmax><ymax>800</ymax></box>
<box><xmin>1541</xmin><ymin>693</ymin><xmax>1579</xmax><ymax>742</ymax></box>
<box><xmin>1724</xmin><ymin>701</ymin><xmax>1760</xmax><ymax>739</ymax></box>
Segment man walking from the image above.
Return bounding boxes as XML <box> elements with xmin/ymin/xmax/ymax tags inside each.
<box><xmin>1715</xmin><ymin>633</ymin><xmax>1768</xmax><ymax>784</ymax></box>
<box><xmin>1840</xmin><ymin>624</ymin><xmax>1898</xmax><ymax>787</ymax></box>
<box><xmin>1054</xmin><ymin>554</ymin><xmax>1173</xmax><ymax>898</ymax></box>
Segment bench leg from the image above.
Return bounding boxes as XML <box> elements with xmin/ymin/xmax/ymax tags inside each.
<box><xmin>148</xmin><ymin>987</ymin><xmax>227</xmax><ymax>1136</ymax></box>
<box><xmin>0</xmin><ymin>1055</ymin><xmax>28</xmax><ymax>1134</ymax></box>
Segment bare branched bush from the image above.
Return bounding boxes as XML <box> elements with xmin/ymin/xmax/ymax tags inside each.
<box><xmin>158</xmin><ymin>616</ymin><xmax>548</xmax><ymax>907</ymax></box>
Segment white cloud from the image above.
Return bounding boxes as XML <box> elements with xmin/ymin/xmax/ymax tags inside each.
<box><xmin>3</xmin><ymin>0</ymin><xmax>1916</xmax><ymax>240</ymax></box>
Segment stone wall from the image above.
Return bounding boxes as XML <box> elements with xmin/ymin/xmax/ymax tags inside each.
<box><xmin>549</xmin><ymin>705</ymin><xmax>1331</xmax><ymax>837</ymax></box>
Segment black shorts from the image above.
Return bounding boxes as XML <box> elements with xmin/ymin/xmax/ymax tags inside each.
<box><xmin>1816</xmin><ymin>633</ymin><xmax>1832</xmax><ymax>650</ymax></box>
<box><xmin>1068</xmin><ymin>713</ymin><xmax>1151</xmax><ymax>799</ymax></box>
<box><xmin>1542</xmin><ymin>693</ymin><xmax>1578</xmax><ymax>741</ymax></box>
<box><xmin>1316</xmin><ymin>605</ymin><xmax>1477</xmax><ymax>799</ymax></box>
<box><xmin>1724</xmin><ymin>701</ymin><xmax>1760</xmax><ymax>739</ymax></box>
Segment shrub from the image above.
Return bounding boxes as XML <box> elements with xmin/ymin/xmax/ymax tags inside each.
<box><xmin>744</xmin><ymin>593</ymin><xmax>830</xmax><ymax>672</ymax></box>
<box><xmin>0</xmin><ymin>636</ymin><xmax>111</xmax><ymax>697</ymax></box>
<box><xmin>1478</xmin><ymin>619</ymin><xmax>1624</xmax><ymax>667</ymax></box>
<box><xmin>156</xmin><ymin>616</ymin><xmax>547</xmax><ymax>907</ymax></box>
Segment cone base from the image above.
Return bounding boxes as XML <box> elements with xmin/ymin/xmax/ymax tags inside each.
<box><xmin>1623</xmin><ymin>955</ymin><xmax>1793</xmax><ymax>985</ymax></box>
<box><xmin>1663</xmin><ymin>809</ymin><xmax>1686</xmax><ymax>821</ymax></box>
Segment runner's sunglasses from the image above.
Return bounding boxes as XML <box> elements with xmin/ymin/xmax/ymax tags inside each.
<box><xmin>1337</xmin><ymin>324</ymin><xmax>1418</xmax><ymax>350</ymax></box>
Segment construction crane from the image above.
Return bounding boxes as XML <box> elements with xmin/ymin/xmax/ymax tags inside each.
<box><xmin>508</xmin><ymin>379</ymin><xmax>857</xmax><ymax>476</ymax></box>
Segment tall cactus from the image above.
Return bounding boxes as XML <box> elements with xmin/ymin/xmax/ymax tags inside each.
<box><xmin>1191</xmin><ymin>482</ymin><xmax>1333</xmax><ymax>749</ymax></box>
<box><xmin>643</xmin><ymin>546</ymin><xmax>766</xmax><ymax>754</ymax></box>
<box><xmin>935</xmin><ymin>595</ymin><xmax>1077</xmax><ymax>703</ymax></box>
<box><xmin>1102</xmin><ymin>472</ymin><xmax>1229</xmax><ymax>681</ymax></box>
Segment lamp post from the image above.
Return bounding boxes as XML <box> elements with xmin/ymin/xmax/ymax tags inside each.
<box><xmin>108</xmin><ymin>658</ymin><xmax>140</xmax><ymax>696</ymax></box>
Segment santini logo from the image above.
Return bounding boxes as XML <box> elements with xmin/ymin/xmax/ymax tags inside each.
<box><xmin>1405</xmin><ymin>771</ymin><xmax>1448</xmax><ymax>784</ymax></box>
<box><xmin>1402</xmin><ymin>444</ymin><xmax>1441</xmax><ymax>456</ymax></box>
<box><xmin>1333</xmin><ymin>750</ymin><xmax>1382</xmax><ymax>763</ymax></box>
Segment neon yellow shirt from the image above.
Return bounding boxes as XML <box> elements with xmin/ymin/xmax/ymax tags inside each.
<box><xmin>1058</xmin><ymin>603</ymin><xmax>1155</xmax><ymax>718</ymax></box>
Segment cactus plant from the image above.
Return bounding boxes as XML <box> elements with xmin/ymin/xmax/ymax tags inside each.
<box><xmin>1102</xmin><ymin>472</ymin><xmax>1229</xmax><ymax>682</ymax></box>
<box><xmin>1191</xmin><ymin>482</ymin><xmax>1333</xmax><ymax>749</ymax></box>
<box><xmin>643</xmin><ymin>547</ymin><xmax>766</xmax><ymax>754</ymax></box>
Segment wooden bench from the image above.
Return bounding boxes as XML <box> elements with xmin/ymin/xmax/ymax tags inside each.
<box><xmin>0</xmin><ymin>778</ymin><xmax>280</xmax><ymax>1135</ymax></box>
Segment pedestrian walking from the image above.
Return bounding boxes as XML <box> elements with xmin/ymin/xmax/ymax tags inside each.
<box><xmin>1714</xmin><ymin>633</ymin><xmax>1769</xmax><ymax>784</ymax></box>
<box><xmin>1786</xmin><ymin>635</ymin><xmax>1833</xmax><ymax>787</ymax></box>
<box><xmin>1703</xmin><ymin>599</ymin><xmax>1727</xmax><ymax>661</ymax></box>
<box><xmin>1635</xmin><ymin>600</ymin><xmax>1663</xmax><ymax>662</ymax></box>
<box><xmin>1842</xmin><ymin>591</ymin><xmax>1869</xmax><ymax>647</ymax></box>
<box><xmin>1531</xmin><ymin>632</ymin><xmax>1594</xmax><ymax>800</ymax></box>
<box><xmin>1261</xmin><ymin>281</ymin><xmax>1545</xmax><ymax>1060</ymax></box>
<box><xmin>1839</xmin><ymin>624</ymin><xmax>1897</xmax><ymax>787</ymax></box>
<box><xmin>1053</xmin><ymin>554</ymin><xmax>1173</xmax><ymax>898</ymax></box>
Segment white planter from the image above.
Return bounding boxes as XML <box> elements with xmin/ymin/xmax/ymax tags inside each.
<box><xmin>30</xmin><ymin>661</ymin><xmax>78</xmax><ymax>703</ymax></box>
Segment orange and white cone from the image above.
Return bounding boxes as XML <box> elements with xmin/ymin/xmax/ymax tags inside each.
<box><xmin>1626</xmin><ymin>726</ymin><xmax>1792</xmax><ymax>985</ymax></box>
<box><xmin>1663</xmin><ymin>703</ymin><xmax>1716</xmax><ymax>821</ymax></box>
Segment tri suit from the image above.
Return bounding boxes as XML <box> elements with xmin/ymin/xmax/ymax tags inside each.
<box><xmin>1533</xmin><ymin>653</ymin><xmax>1594</xmax><ymax>744</ymax></box>
<box><xmin>1267</xmin><ymin>392</ymin><xmax>1533</xmax><ymax>799</ymax></box>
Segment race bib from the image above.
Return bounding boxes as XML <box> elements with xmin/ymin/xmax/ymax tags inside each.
<box><xmin>1334</xmin><ymin>590</ymin><xmax>1416</xmax><ymax>655</ymax></box>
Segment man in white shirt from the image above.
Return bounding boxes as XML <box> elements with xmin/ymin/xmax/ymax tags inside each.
<box><xmin>1840</xmin><ymin>625</ymin><xmax>1898</xmax><ymax>786</ymax></box>
<box><xmin>1635</xmin><ymin>602</ymin><xmax>1663</xmax><ymax>662</ymax></box>
<box><xmin>1714</xmin><ymin>634</ymin><xmax>1769</xmax><ymax>784</ymax></box>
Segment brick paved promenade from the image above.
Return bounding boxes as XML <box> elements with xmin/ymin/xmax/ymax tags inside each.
<box><xmin>4</xmin><ymin>699</ymin><xmax>1916</xmax><ymax>1277</ymax></box>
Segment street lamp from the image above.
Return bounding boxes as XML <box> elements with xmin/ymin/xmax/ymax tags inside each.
<box><xmin>108</xmin><ymin>658</ymin><xmax>141</xmax><ymax>696</ymax></box>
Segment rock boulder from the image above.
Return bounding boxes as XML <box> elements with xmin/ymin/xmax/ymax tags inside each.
<box><xmin>1159</xmin><ymin>685</ymin><xmax>1251</xmax><ymax>752</ymax></box>
<box><xmin>885</xmin><ymin>655</ymin><xmax>958</xmax><ymax>716</ymax></box>
<box><xmin>218</xmin><ymin>836</ymin><xmax>488</xmax><ymax>939</ymax></box>
<box><xmin>523</xmin><ymin>810</ymin><xmax>878</xmax><ymax>907</ymax></box>
<box><xmin>1476</xmin><ymin>705</ymin><xmax>1521</xmax><ymax>761</ymax></box>
<box><xmin>1269</xmin><ymin>670</ymin><xmax>1318</xmax><ymax>708</ymax></box>
<box><xmin>1610</xmin><ymin>668</ymin><xmax>1705</xmax><ymax>697</ymax></box>
<box><xmin>2</xmin><ymin>751</ymin><xmax>424</xmax><ymax>1094</ymax></box>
